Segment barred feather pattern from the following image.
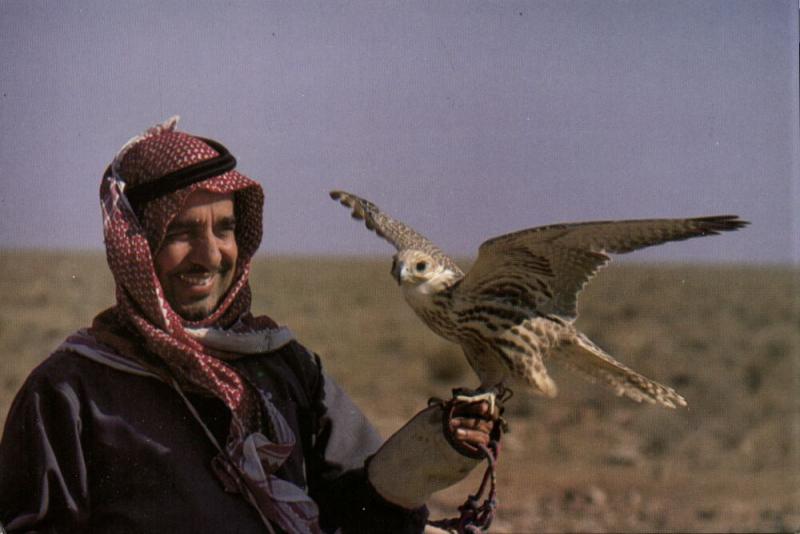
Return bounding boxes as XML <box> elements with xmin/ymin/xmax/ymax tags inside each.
<box><xmin>331</xmin><ymin>190</ymin><xmax>748</xmax><ymax>409</ymax></box>
<box><xmin>330</xmin><ymin>190</ymin><xmax>463</xmax><ymax>274</ymax></box>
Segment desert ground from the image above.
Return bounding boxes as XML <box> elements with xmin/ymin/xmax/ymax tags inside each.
<box><xmin>1</xmin><ymin>250</ymin><xmax>798</xmax><ymax>532</ymax></box>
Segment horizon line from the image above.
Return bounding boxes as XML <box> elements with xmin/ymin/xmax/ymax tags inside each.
<box><xmin>0</xmin><ymin>246</ymin><xmax>796</xmax><ymax>268</ymax></box>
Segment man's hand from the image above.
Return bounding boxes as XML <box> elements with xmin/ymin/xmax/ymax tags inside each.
<box><xmin>447</xmin><ymin>400</ymin><xmax>502</xmax><ymax>453</ymax></box>
<box><xmin>368</xmin><ymin>399</ymin><xmax>504</xmax><ymax>508</ymax></box>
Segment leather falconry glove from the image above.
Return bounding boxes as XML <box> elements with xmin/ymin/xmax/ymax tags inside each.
<box><xmin>367</xmin><ymin>397</ymin><xmax>503</xmax><ymax>509</ymax></box>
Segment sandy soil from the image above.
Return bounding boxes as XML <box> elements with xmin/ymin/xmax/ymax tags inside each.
<box><xmin>1</xmin><ymin>251</ymin><xmax>798</xmax><ymax>532</ymax></box>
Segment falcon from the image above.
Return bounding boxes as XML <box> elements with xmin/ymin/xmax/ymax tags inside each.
<box><xmin>330</xmin><ymin>190</ymin><xmax>748</xmax><ymax>409</ymax></box>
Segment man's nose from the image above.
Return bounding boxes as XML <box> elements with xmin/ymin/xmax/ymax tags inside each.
<box><xmin>190</xmin><ymin>231</ymin><xmax>222</xmax><ymax>269</ymax></box>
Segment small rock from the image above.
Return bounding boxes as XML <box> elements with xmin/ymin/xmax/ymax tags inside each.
<box><xmin>587</xmin><ymin>485</ymin><xmax>607</xmax><ymax>507</ymax></box>
<box><xmin>696</xmin><ymin>509</ymin><xmax>717</xmax><ymax>521</ymax></box>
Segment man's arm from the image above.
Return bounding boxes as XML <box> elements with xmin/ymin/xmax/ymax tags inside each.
<box><xmin>304</xmin><ymin>367</ymin><xmax>430</xmax><ymax>533</ymax></box>
<box><xmin>299</xmin><ymin>351</ymin><xmax>500</xmax><ymax>533</ymax></box>
<box><xmin>0</xmin><ymin>359</ymin><xmax>90</xmax><ymax>532</ymax></box>
<box><xmin>367</xmin><ymin>399</ymin><xmax>499</xmax><ymax>510</ymax></box>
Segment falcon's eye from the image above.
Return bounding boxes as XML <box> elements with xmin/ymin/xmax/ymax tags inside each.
<box><xmin>415</xmin><ymin>261</ymin><xmax>427</xmax><ymax>272</ymax></box>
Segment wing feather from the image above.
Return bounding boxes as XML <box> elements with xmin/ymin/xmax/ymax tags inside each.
<box><xmin>330</xmin><ymin>190</ymin><xmax>463</xmax><ymax>275</ymax></box>
<box><xmin>460</xmin><ymin>216</ymin><xmax>748</xmax><ymax>319</ymax></box>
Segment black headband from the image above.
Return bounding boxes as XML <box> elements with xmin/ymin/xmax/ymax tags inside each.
<box><xmin>104</xmin><ymin>137</ymin><xmax>237</xmax><ymax>210</ymax></box>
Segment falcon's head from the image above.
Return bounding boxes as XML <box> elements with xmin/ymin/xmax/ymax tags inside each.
<box><xmin>391</xmin><ymin>250</ymin><xmax>457</xmax><ymax>294</ymax></box>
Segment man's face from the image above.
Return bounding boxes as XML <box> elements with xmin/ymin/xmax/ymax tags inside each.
<box><xmin>154</xmin><ymin>190</ymin><xmax>238</xmax><ymax>321</ymax></box>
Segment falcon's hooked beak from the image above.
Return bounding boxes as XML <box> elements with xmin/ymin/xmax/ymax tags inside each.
<box><xmin>390</xmin><ymin>256</ymin><xmax>402</xmax><ymax>285</ymax></box>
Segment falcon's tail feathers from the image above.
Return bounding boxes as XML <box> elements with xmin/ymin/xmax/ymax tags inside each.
<box><xmin>553</xmin><ymin>334</ymin><xmax>687</xmax><ymax>409</ymax></box>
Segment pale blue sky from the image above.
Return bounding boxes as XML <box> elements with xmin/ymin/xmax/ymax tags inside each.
<box><xmin>0</xmin><ymin>1</ymin><xmax>797</xmax><ymax>263</ymax></box>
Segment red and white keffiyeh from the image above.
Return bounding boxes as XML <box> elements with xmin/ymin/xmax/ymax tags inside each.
<box><xmin>87</xmin><ymin>117</ymin><xmax>320</xmax><ymax>533</ymax></box>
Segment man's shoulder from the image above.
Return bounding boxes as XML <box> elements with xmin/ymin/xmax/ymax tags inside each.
<box><xmin>25</xmin><ymin>349</ymin><xmax>95</xmax><ymax>383</ymax></box>
<box><xmin>20</xmin><ymin>345</ymin><xmax>147</xmax><ymax>396</ymax></box>
<box><xmin>4</xmin><ymin>350</ymin><xmax>100</xmax><ymax>415</ymax></box>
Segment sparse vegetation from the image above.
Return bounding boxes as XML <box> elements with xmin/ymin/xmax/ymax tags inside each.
<box><xmin>1</xmin><ymin>251</ymin><xmax>798</xmax><ymax>531</ymax></box>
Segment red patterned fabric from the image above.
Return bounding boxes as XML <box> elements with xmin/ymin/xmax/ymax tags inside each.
<box><xmin>98</xmin><ymin>118</ymin><xmax>266</xmax><ymax>427</ymax></box>
<box><xmin>92</xmin><ymin>117</ymin><xmax>320</xmax><ymax>533</ymax></box>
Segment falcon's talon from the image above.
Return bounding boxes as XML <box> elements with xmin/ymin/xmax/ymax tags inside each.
<box><xmin>453</xmin><ymin>391</ymin><xmax>498</xmax><ymax>415</ymax></box>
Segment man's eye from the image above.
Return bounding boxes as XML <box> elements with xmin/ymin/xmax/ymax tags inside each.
<box><xmin>415</xmin><ymin>261</ymin><xmax>427</xmax><ymax>272</ymax></box>
<box><xmin>217</xmin><ymin>224</ymin><xmax>236</xmax><ymax>237</ymax></box>
<box><xmin>164</xmin><ymin>231</ymin><xmax>189</xmax><ymax>242</ymax></box>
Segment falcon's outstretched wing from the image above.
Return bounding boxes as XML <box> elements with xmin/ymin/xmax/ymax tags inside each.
<box><xmin>330</xmin><ymin>190</ymin><xmax>464</xmax><ymax>275</ymax></box>
<box><xmin>459</xmin><ymin>215</ymin><xmax>748</xmax><ymax>320</ymax></box>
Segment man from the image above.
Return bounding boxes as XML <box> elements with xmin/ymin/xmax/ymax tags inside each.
<box><xmin>0</xmin><ymin>118</ymin><xmax>499</xmax><ymax>533</ymax></box>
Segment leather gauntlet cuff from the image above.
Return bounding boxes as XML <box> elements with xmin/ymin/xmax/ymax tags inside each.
<box><xmin>366</xmin><ymin>404</ymin><xmax>482</xmax><ymax>509</ymax></box>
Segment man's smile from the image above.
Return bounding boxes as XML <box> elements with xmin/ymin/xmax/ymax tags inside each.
<box><xmin>176</xmin><ymin>271</ymin><xmax>218</xmax><ymax>287</ymax></box>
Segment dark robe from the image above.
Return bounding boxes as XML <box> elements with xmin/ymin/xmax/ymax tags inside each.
<box><xmin>0</xmin><ymin>340</ymin><xmax>427</xmax><ymax>533</ymax></box>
